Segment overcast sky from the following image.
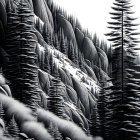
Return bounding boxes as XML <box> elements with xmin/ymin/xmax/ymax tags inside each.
<box><xmin>53</xmin><ymin>0</ymin><xmax>140</xmax><ymax>41</ymax></box>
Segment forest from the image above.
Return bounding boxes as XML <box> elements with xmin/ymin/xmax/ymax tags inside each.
<box><xmin>0</xmin><ymin>0</ymin><xmax>140</xmax><ymax>140</ymax></box>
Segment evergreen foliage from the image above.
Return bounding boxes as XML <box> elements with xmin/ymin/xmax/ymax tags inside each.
<box><xmin>8</xmin><ymin>116</ymin><xmax>20</xmax><ymax>139</ymax></box>
<box><xmin>1</xmin><ymin>0</ymin><xmax>140</xmax><ymax>139</ymax></box>
<box><xmin>89</xmin><ymin>105</ymin><xmax>100</xmax><ymax>137</ymax></box>
<box><xmin>105</xmin><ymin>0</ymin><xmax>140</xmax><ymax>139</ymax></box>
<box><xmin>48</xmin><ymin>79</ymin><xmax>64</xmax><ymax>118</ymax></box>
<box><xmin>48</xmin><ymin>122</ymin><xmax>62</xmax><ymax>140</ymax></box>
<box><xmin>0</xmin><ymin>102</ymin><xmax>4</xmax><ymax>120</ymax></box>
<box><xmin>4</xmin><ymin>0</ymin><xmax>41</xmax><ymax>111</ymax></box>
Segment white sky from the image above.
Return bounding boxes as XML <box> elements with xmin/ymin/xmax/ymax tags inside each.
<box><xmin>53</xmin><ymin>0</ymin><xmax>140</xmax><ymax>42</ymax></box>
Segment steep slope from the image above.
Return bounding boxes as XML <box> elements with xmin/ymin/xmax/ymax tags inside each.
<box><xmin>0</xmin><ymin>0</ymin><xmax>110</xmax><ymax>139</ymax></box>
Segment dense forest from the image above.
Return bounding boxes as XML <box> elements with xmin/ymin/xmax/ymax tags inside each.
<box><xmin>0</xmin><ymin>0</ymin><xmax>140</xmax><ymax>140</ymax></box>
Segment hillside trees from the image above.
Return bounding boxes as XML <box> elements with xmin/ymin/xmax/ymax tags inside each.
<box><xmin>7</xmin><ymin>116</ymin><xmax>20</xmax><ymax>139</ymax></box>
<box><xmin>48</xmin><ymin>78</ymin><xmax>64</xmax><ymax>118</ymax></box>
<box><xmin>4</xmin><ymin>0</ymin><xmax>41</xmax><ymax>111</ymax></box>
<box><xmin>0</xmin><ymin>0</ymin><xmax>111</xmax><ymax>139</ymax></box>
<box><xmin>105</xmin><ymin>0</ymin><xmax>140</xmax><ymax>139</ymax></box>
<box><xmin>89</xmin><ymin>105</ymin><xmax>100</xmax><ymax>137</ymax></box>
<box><xmin>92</xmin><ymin>33</ymin><xmax>100</xmax><ymax>48</ymax></box>
<box><xmin>97</xmin><ymin>87</ymin><xmax>111</xmax><ymax>140</ymax></box>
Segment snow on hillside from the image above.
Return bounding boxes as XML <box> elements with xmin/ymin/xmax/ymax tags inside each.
<box><xmin>34</xmin><ymin>15</ymin><xmax>100</xmax><ymax>96</ymax></box>
<box><xmin>46</xmin><ymin>44</ymin><xmax>101</xmax><ymax>95</ymax></box>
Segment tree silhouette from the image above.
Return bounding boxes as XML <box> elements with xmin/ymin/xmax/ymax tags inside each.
<box><xmin>105</xmin><ymin>0</ymin><xmax>140</xmax><ymax>139</ymax></box>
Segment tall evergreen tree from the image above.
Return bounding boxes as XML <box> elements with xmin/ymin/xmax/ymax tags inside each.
<box><xmin>4</xmin><ymin>0</ymin><xmax>41</xmax><ymax>111</ymax></box>
<box><xmin>105</xmin><ymin>0</ymin><xmax>140</xmax><ymax>139</ymax></box>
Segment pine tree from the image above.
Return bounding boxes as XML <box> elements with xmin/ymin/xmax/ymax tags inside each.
<box><xmin>78</xmin><ymin>51</ymin><xmax>85</xmax><ymax>72</ymax></box>
<box><xmin>51</xmin><ymin>64</ymin><xmax>60</xmax><ymax>80</ymax></box>
<box><xmin>50</xmin><ymin>54</ymin><xmax>54</xmax><ymax>75</ymax></box>
<box><xmin>74</xmin><ymin>46</ymin><xmax>79</xmax><ymax>66</ymax></box>
<box><xmin>106</xmin><ymin>0</ymin><xmax>140</xmax><ymax>89</ymax></box>
<box><xmin>89</xmin><ymin>105</ymin><xmax>100</xmax><ymax>137</ymax></box>
<box><xmin>48</xmin><ymin>78</ymin><xmax>64</xmax><ymax>118</ymax></box>
<box><xmin>48</xmin><ymin>122</ymin><xmax>62</xmax><ymax>140</ymax></box>
<box><xmin>0</xmin><ymin>102</ymin><xmax>4</xmax><ymax>120</ymax></box>
<box><xmin>43</xmin><ymin>49</ymin><xmax>51</xmax><ymax>74</ymax></box>
<box><xmin>60</xmin><ymin>31</ymin><xmax>67</xmax><ymax>55</ymax></box>
<box><xmin>92</xmin><ymin>33</ymin><xmax>100</xmax><ymax>48</ymax></box>
<box><xmin>8</xmin><ymin>116</ymin><xmax>20</xmax><ymax>139</ymax></box>
<box><xmin>53</xmin><ymin>33</ymin><xmax>60</xmax><ymax>50</ymax></box>
<box><xmin>4</xmin><ymin>0</ymin><xmax>41</xmax><ymax>111</ymax></box>
<box><xmin>58</xmin><ymin>28</ymin><xmax>67</xmax><ymax>55</ymax></box>
<box><xmin>64</xmin><ymin>37</ymin><xmax>69</xmax><ymax>55</ymax></box>
<box><xmin>43</xmin><ymin>25</ymin><xmax>53</xmax><ymax>46</ymax></box>
<box><xmin>105</xmin><ymin>0</ymin><xmax>140</xmax><ymax>139</ymax></box>
<box><xmin>97</xmin><ymin>84</ymin><xmax>111</xmax><ymax>140</ymax></box>
<box><xmin>68</xmin><ymin>40</ymin><xmax>78</xmax><ymax>65</ymax></box>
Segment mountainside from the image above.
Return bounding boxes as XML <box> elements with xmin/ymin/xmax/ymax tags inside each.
<box><xmin>0</xmin><ymin>0</ymin><xmax>111</xmax><ymax>139</ymax></box>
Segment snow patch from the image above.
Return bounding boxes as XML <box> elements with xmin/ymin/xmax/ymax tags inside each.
<box><xmin>64</xmin><ymin>102</ymin><xmax>77</xmax><ymax>111</ymax></box>
<box><xmin>38</xmin><ymin>43</ymin><xmax>45</xmax><ymax>52</ymax></box>
<box><xmin>47</xmin><ymin>45</ymin><xmax>100</xmax><ymax>95</ymax></box>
